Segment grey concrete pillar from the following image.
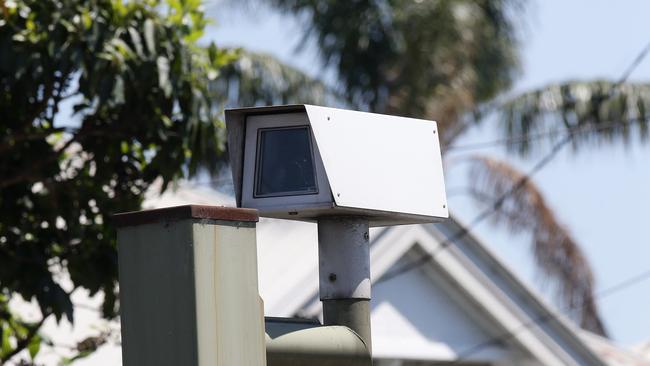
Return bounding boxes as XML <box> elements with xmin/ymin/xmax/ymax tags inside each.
<box><xmin>114</xmin><ymin>205</ymin><xmax>265</xmax><ymax>366</ymax></box>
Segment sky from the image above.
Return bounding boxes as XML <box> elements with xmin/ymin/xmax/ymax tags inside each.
<box><xmin>203</xmin><ymin>0</ymin><xmax>650</xmax><ymax>346</ymax></box>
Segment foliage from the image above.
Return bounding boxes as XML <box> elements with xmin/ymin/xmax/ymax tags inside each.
<box><xmin>213</xmin><ymin>49</ymin><xmax>341</xmax><ymax>108</ymax></box>
<box><xmin>501</xmin><ymin>80</ymin><xmax>650</xmax><ymax>156</ymax></box>
<box><xmin>0</xmin><ymin>296</ymin><xmax>43</xmax><ymax>364</ymax></box>
<box><xmin>0</xmin><ymin>0</ymin><xmax>234</xmax><ymax>362</ymax></box>
<box><xmin>468</xmin><ymin>156</ymin><xmax>606</xmax><ymax>335</ymax></box>
<box><xmin>259</xmin><ymin>0</ymin><xmax>524</xmax><ymax>145</ymax></box>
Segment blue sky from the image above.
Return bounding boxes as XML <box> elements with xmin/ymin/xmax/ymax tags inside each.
<box><xmin>204</xmin><ymin>0</ymin><xmax>650</xmax><ymax>345</ymax></box>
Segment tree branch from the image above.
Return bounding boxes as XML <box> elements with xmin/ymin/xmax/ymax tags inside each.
<box><xmin>0</xmin><ymin>127</ymin><xmax>126</xmax><ymax>189</ymax></box>
<box><xmin>1</xmin><ymin>316</ymin><xmax>47</xmax><ymax>363</ymax></box>
<box><xmin>0</xmin><ymin>128</ymin><xmax>68</xmax><ymax>154</ymax></box>
<box><xmin>0</xmin><ymin>134</ymin><xmax>77</xmax><ymax>189</ymax></box>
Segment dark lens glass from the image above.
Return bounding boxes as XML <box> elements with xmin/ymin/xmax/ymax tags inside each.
<box><xmin>255</xmin><ymin>127</ymin><xmax>318</xmax><ymax>197</ymax></box>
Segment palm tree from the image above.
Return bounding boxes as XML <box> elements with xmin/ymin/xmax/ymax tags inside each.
<box><xmin>213</xmin><ymin>0</ymin><xmax>650</xmax><ymax>336</ymax></box>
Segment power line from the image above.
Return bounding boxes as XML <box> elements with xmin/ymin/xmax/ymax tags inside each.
<box><xmin>375</xmin><ymin>133</ymin><xmax>573</xmax><ymax>285</ymax></box>
<box><xmin>375</xmin><ymin>37</ymin><xmax>650</xmax><ymax>286</ymax></box>
<box><xmin>616</xmin><ymin>39</ymin><xmax>650</xmax><ymax>86</ymax></box>
<box><xmin>446</xmin><ymin>38</ymin><xmax>650</xmax><ymax>154</ymax></box>
<box><xmin>449</xmin><ymin>267</ymin><xmax>650</xmax><ymax>364</ymax></box>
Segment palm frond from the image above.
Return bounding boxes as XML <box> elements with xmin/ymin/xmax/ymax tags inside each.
<box><xmin>255</xmin><ymin>0</ymin><xmax>525</xmax><ymax>145</ymax></box>
<box><xmin>211</xmin><ymin>49</ymin><xmax>343</xmax><ymax>108</ymax></box>
<box><xmin>501</xmin><ymin>80</ymin><xmax>650</xmax><ymax>156</ymax></box>
<box><xmin>468</xmin><ymin>156</ymin><xmax>607</xmax><ymax>336</ymax></box>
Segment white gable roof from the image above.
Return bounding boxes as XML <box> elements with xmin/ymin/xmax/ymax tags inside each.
<box><xmin>146</xmin><ymin>182</ymin><xmax>609</xmax><ymax>365</ymax></box>
<box><xmin>583</xmin><ymin>332</ymin><xmax>650</xmax><ymax>366</ymax></box>
<box><xmin>287</xmin><ymin>223</ymin><xmax>604</xmax><ymax>365</ymax></box>
<box><xmin>146</xmin><ymin>182</ymin><xmax>650</xmax><ymax>366</ymax></box>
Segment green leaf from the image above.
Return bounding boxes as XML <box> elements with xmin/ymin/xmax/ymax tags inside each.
<box><xmin>113</xmin><ymin>75</ymin><xmax>125</xmax><ymax>104</ymax></box>
<box><xmin>81</xmin><ymin>9</ymin><xmax>92</xmax><ymax>29</ymax></box>
<box><xmin>28</xmin><ymin>334</ymin><xmax>41</xmax><ymax>359</ymax></box>
<box><xmin>167</xmin><ymin>0</ymin><xmax>183</xmax><ymax>13</ymax></box>
<box><xmin>1</xmin><ymin>324</ymin><xmax>11</xmax><ymax>355</ymax></box>
<box><xmin>10</xmin><ymin>318</ymin><xmax>28</xmax><ymax>338</ymax></box>
<box><xmin>144</xmin><ymin>19</ymin><xmax>156</xmax><ymax>56</ymax></box>
<box><xmin>157</xmin><ymin>56</ymin><xmax>171</xmax><ymax>97</ymax></box>
<box><xmin>128</xmin><ymin>27</ymin><xmax>145</xmax><ymax>58</ymax></box>
<box><xmin>501</xmin><ymin>80</ymin><xmax>650</xmax><ymax>156</ymax></box>
<box><xmin>161</xmin><ymin>115</ymin><xmax>173</xmax><ymax>127</ymax></box>
<box><xmin>112</xmin><ymin>0</ymin><xmax>127</xmax><ymax>17</ymax></box>
<box><xmin>111</xmin><ymin>38</ymin><xmax>135</xmax><ymax>59</ymax></box>
<box><xmin>213</xmin><ymin>50</ymin><xmax>340</xmax><ymax>107</ymax></box>
<box><xmin>59</xmin><ymin>350</ymin><xmax>93</xmax><ymax>365</ymax></box>
<box><xmin>184</xmin><ymin>28</ymin><xmax>203</xmax><ymax>43</ymax></box>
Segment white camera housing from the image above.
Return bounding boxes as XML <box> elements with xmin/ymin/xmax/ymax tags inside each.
<box><xmin>225</xmin><ymin>105</ymin><xmax>448</xmax><ymax>226</ymax></box>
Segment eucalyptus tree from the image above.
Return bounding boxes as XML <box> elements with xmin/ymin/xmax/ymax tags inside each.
<box><xmin>221</xmin><ymin>0</ymin><xmax>650</xmax><ymax>337</ymax></box>
<box><xmin>0</xmin><ymin>0</ymin><xmax>235</xmax><ymax>363</ymax></box>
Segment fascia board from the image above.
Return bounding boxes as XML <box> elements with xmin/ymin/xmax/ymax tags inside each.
<box><xmin>425</xmin><ymin>218</ymin><xmax>608</xmax><ymax>366</ymax></box>
<box><xmin>413</xmin><ymin>231</ymin><xmax>576</xmax><ymax>365</ymax></box>
<box><xmin>368</xmin><ymin>221</ymin><xmax>604</xmax><ymax>365</ymax></box>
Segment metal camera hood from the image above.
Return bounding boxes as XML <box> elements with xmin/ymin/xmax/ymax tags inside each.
<box><xmin>226</xmin><ymin>104</ymin><xmax>448</xmax><ymax>227</ymax></box>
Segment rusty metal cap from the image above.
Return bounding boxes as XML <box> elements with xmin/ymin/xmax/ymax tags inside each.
<box><xmin>113</xmin><ymin>205</ymin><xmax>259</xmax><ymax>227</ymax></box>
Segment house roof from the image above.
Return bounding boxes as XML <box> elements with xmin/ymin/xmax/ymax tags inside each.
<box><xmin>583</xmin><ymin>331</ymin><xmax>650</xmax><ymax>366</ymax></box>
<box><xmin>144</xmin><ymin>182</ymin><xmax>649</xmax><ymax>365</ymax></box>
<box><xmin>282</xmin><ymin>221</ymin><xmax>605</xmax><ymax>365</ymax></box>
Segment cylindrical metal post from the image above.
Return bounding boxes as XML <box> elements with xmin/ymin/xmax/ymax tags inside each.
<box><xmin>322</xmin><ymin>299</ymin><xmax>371</xmax><ymax>353</ymax></box>
<box><xmin>317</xmin><ymin>217</ymin><xmax>371</xmax><ymax>351</ymax></box>
<box><xmin>266</xmin><ymin>324</ymin><xmax>371</xmax><ymax>366</ymax></box>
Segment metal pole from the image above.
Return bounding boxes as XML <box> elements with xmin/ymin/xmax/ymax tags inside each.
<box><xmin>265</xmin><ymin>318</ymin><xmax>370</xmax><ymax>366</ymax></box>
<box><xmin>317</xmin><ymin>217</ymin><xmax>372</xmax><ymax>352</ymax></box>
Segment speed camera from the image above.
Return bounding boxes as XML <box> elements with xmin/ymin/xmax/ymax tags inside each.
<box><xmin>225</xmin><ymin>105</ymin><xmax>448</xmax><ymax>226</ymax></box>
